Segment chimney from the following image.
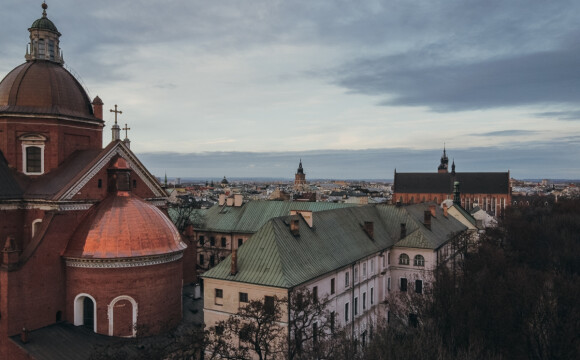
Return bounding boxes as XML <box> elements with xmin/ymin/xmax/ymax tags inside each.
<box><xmin>290</xmin><ymin>210</ymin><xmax>313</xmax><ymax>227</ymax></box>
<box><xmin>219</xmin><ymin>194</ymin><xmax>226</xmax><ymax>206</ymax></box>
<box><xmin>234</xmin><ymin>194</ymin><xmax>243</xmax><ymax>207</ymax></box>
<box><xmin>424</xmin><ymin>210</ymin><xmax>432</xmax><ymax>230</ymax></box>
<box><xmin>363</xmin><ymin>221</ymin><xmax>374</xmax><ymax>240</ymax></box>
<box><xmin>290</xmin><ymin>219</ymin><xmax>300</xmax><ymax>236</ymax></box>
<box><xmin>226</xmin><ymin>197</ymin><xmax>234</xmax><ymax>206</ymax></box>
<box><xmin>400</xmin><ymin>223</ymin><xmax>406</xmax><ymax>239</ymax></box>
<box><xmin>443</xmin><ymin>203</ymin><xmax>448</xmax><ymax>217</ymax></box>
<box><xmin>92</xmin><ymin>96</ymin><xmax>103</xmax><ymax>120</ymax></box>
<box><xmin>230</xmin><ymin>249</ymin><xmax>238</xmax><ymax>275</ymax></box>
<box><xmin>429</xmin><ymin>204</ymin><xmax>436</xmax><ymax>217</ymax></box>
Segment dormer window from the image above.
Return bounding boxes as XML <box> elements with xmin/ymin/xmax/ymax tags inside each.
<box><xmin>20</xmin><ymin>134</ymin><xmax>47</xmax><ymax>175</ymax></box>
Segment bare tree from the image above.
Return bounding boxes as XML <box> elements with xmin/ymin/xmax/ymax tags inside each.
<box><xmin>205</xmin><ymin>296</ymin><xmax>287</xmax><ymax>360</ymax></box>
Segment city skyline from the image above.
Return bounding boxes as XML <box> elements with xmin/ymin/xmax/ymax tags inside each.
<box><xmin>2</xmin><ymin>1</ymin><xmax>579</xmax><ymax>179</ymax></box>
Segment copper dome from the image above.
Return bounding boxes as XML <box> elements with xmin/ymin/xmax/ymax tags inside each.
<box><xmin>65</xmin><ymin>193</ymin><xmax>186</xmax><ymax>259</ymax></box>
<box><xmin>0</xmin><ymin>61</ymin><xmax>102</xmax><ymax>123</ymax></box>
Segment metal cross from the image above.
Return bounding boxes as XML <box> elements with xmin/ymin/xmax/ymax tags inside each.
<box><xmin>109</xmin><ymin>104</ymin><xmax>122</xmax><ymax>125</ymax></box>
<box><xmin>123</xmin><ymin>124</ymin><xmax>131</xmax><ymax>139</ymax></box>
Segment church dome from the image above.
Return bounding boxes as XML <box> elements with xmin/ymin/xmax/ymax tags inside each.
<box><xmin>65</xmin><ymin>192</ymin><xmax>186</xmax><ymax>259</ymax></box>
<box><xmin>30</xmin><ymin>16</ymin><xmax>59</xmax><ymax>33</ymax></box>
<box><xmin>0</xmin><ymin>61</ymin><xmax>101</xmax><ymax>122</ymax></box>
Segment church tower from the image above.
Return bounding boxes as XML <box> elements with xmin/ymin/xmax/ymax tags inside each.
<box><xmin>437</xmin><ymin>145</ymin><xmax>449</xmax><ymax>173</ymax></box>
<box><xmin>294</xmin><ymin>159</ymin><xmax>307</xmax><ymax>187</ymax></box>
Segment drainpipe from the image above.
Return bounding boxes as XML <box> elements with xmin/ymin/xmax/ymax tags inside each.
<box><xmin>351</xmin><ymin>263</ymin><xmax>355</xmax><ymax>337</ymax></box>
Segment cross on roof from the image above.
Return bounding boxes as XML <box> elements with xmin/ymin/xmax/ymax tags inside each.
<box><xmin>109</xmin><ymin>104</ymin><xmax>122</xmax><ymax>125</ymax></box>
<box><xmin>123</xmin><ymin>123</ymin><xmax>131</xmax><ymax>139</ymax></box>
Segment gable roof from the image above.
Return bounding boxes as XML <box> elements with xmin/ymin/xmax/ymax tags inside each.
<box><xmin>172</xmin><ymin>201</ymin><xmax>357</xmax><ymax>234</ymax></box>
<box><xmin>0</xmin><ymin>141</ymin><xmax>166</xmax><ymax>201</ymax></box>
<box><xmin>202</xmin><ymin>204</ymin><xmax>467</xmax><ymax>288</ymax></box>
<box><xmin>394</xmin><ymin>171</ymin><xmax>510</xmax><ymax>194</ymax></box>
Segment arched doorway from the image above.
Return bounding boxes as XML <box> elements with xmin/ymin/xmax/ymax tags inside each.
<box><xmin>83</xmin><ymin>297</ymin><xmax>94</xmax><ymax>329</ymax></box>
<box><xmin>74</xmin><ymin>293</ymin><xmax>97</xmax><ymax>332</ymax></box>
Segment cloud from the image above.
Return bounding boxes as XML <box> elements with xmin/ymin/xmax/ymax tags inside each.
<box><xmin>471</xmin><ymin>130</ymin><xmax>538</xmax><ymax>137</ymax></box>
<box><xmin>333</xmin><ymin>44</ymin><xmax>580</xmax><ymax>112</ymax></box>
<box><xmin>534</xmin><ymin>111</ymin><xmax>580</xmax><ymax>121</ymax></box>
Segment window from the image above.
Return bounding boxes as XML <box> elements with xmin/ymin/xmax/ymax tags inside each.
<box><xmin>414</xmin><ymin>255</ymin><xmax>425</xmax><ymax>266</ymax></box>
<box><xmin>399</xmin><ymin>253</ymin><xmax>409</xmax><ymax>265</ymax></box>
<box><xmin>313</xmin><ymin>286</ymin><xmax>318</xmax><ymax>302</ymax></box>
<box><xmin>362</xmin><ymin>292</ymin><xmax>366</xmax><ymax>310</ymax></box>
<box><xmin>26</xmin><ymin>146</ymin><xmax>42</xmax><ymax>173</ymax></box>
<box><xmin>238</xmin><ymin>238</ymin><xmax>243</xmax><ymax>247</ymax></box>
<box><xmin>400</xmin><ymin>278</ymin><xmax>407</xmax><ymax>292</ymax></box>
<box><xmin>199</xmin><ymin>254</ymin><xmax>204</xmax><ymax>265</ymax></box>
<box><xmin>313</xmin><ymin>322</ymin><xmax>318</xmax><ymax>344</ymax></box>
<box><xmin>388</xmin><ymin>252</ymin><xmax>391</xmax><ymax>265</ymax></box>
<box><xmin>354</xmin><ymin>297</ymin><xmax>358</xmax><ymax>316</ymax></box>
<box><xmin>215</xmin><ymin>289</ymin><xmax>223</xmax><ymax>298</ymax></box>
<box><xmin>415</xmin><ymin>280</ymin><xmax>423</xmax><ymax>294</ymax></box>
<box><xmin>345</xmin><ymin>272</ymin><xmax>350</xmax><ymax>288</ymax></box>
<box><xmin>330</xmin><ymin>311</ymin><xmax>335</xmax><ymax>333</ymax></box>
<box><xmin>48</xmin><ymin>40</ymin><xmax>55</xmax><ymax>60</ymax></box>
<box><xmin>370</xmin><ymin>260</ymin><xmax>374</xmax><ymax>274</ymax></box>
<box><xmin>133</xmin><ymin>179</ymin><xmax>137</xmax><ymax>188</ymax></box>
<box><xmin>382</xmin><ymin>255</ymin><xmax>386</xmax><ymax>267</ymax></box>
<box><xmin>32</xmin><ymin>219</ymin><xmax>42</xmax><ymax>238</ymax></box>
<box><xmin>409</xmin><ymin>313</ymin><xmax>418</xmax><ymax>328</ymax></box>
<box><xmin>98</xmin><ymin>179</ymin><xmax>102</xmax><ymax>188</ymax></box>
<box><xmin>199</xmin><ymin>236</ymin><xmax>205</xmax><ymax>245</ymax></box>
<box><xmin>239</xmin><ymin>292</ymin><xmax>248</xmax><ymax>303</ymax></box>
<box><xmin>210</xmin><ymin>237</ymin><xmax>215</xmax><ymax>246</ymax></box>
<box><xmin>387</xmin><ymin>310</ymin><xmax>391</xmax><ymax>323</ymax></box>
<box><xmin>362</xmin><ymin>263</ymin><xmax>367</xmax><ymax>279</ymax></box>
<box><xmin>221</xmin><ymin>237</ymin><xmax>227</xmax><ymax>247</ymax></box>
<box><xmin>387</xmin><ymin>277</ymin><xmax>391</xmax><ymax>291</ymax></box>
<box><xmin>38</xmin><ymin>39</ymin><xmax>45</xmax><ymax>57</ymax></box>
<box><xmin>354</xmin><ymin>267</ymin><xmax>358</xmax><ymax>283</ymax></box>
<box><xmin>265</xmin><ymin>296</ymin><xmax>275</xmax><ymax>315</ymax></box>
<box><xmin>330</xmin><ymin>278</ymin><xmax>335</xmax><ymax>295</ymax></box>
<box><xmin>210</xmin><ymin>255</ymin><xmax>215</xmax><ymax>267</ymax></box>
<box><xmin>345</xmin><ymin>303</ymin><xmax>349</xmax><ymax>322</ymax></box>
<box><xmin>370</xmin><ymin>288</ymin><xmax>374</xmax><ymax>305</ymax></box>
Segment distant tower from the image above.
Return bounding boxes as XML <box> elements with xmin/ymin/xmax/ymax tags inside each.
<box><xmin>438</xmin><ymin>145</ymin><xmax>449</xmax><ymax>173</ymax></box>
<box><xmin>451</xmin><ymin>159</ymin><xmax>456</xmax><ymax>175</ymax></box>
<box><xmin>294</xmin><ymin>159</ymin><xmax>307</xmax><ymax>187</ymax></box>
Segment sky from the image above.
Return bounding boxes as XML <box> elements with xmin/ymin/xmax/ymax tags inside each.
<box><xmin>1</xmin><ymin>1</ymin><xmax>579</xmax><ymax>179</ymax></box>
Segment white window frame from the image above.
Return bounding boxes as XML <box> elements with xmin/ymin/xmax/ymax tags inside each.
<box><xmin>20</xmin><ymin>134</ymin><xmax>47</xmax><ymax>175</ymax></box>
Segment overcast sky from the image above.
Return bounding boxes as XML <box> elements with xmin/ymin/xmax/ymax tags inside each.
<box><xmin>2</xmin><ymin>1</ymin><xmax>579</xmax><ymax>179</ymax></box>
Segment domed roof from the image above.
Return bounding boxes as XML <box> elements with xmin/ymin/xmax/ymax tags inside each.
<box><xmin>65</xmin><ymin>192</ymin><xmax>186</xmax><ymax>259</ymax></box>
<box><xmin>29</xmin><ymin>3</ymin><xmax>59</xmax><ymax>34</ymax></box>
<box><xmin>0</xmin><ymin>61</ymin><xmax>102</xmax><ymax>122</ymax></box>
<box><xmin>30</xmin><ymin>16</ymin><xmax>59</xmax><ymax>33</ymax></box>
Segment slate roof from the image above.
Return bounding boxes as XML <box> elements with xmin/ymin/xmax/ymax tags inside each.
<box><xmin>202</xmin><ymin>204</ymin><xmax>467</xmax><ymax>288</ymax></box>
<box><xmin>394</xmin><ymin>171</ymin><xmax>510</xmax><ymax>194</ymax></box>
<box><xmin>171</xmin><ymin>201</ymin><xmax>357</xmax><ymax>234</ymax></box>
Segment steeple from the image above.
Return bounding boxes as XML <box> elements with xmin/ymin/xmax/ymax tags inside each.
<box><xmin>451</xmin><ymin>159</ymin><xmax>456</xmax><ymax>175</ymax></box>
<box><xmin>297</xmin><ymin>159</ymin><xmax>304</xmax><ymax>174</ymax></box>
<box><xmin>437</xmin><ymin>144</ymin><xmax>449</xmax><ymax>173</ymax></box>
<box><xmin>26</xmin><ymin>3</ymin><xmax>64</xmax><ymax>64</ymax></box>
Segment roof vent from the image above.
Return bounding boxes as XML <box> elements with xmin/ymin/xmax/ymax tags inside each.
<box><xmin>290</xmin><ymin>219</ymin><xmax>300</xmax><ymax>236</ymax></box>
<box><xmin>400</xmin><ymin>223</ymin><xmax>406</xmax><ymax>239</ymax></box>
<box><xmin>424</xmin><ymin>210</ymin><xmax>432</xmax><ymax>230</ymax></box>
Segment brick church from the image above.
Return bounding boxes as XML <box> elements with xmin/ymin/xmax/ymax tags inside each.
<box><xmin>0</xmin><ymin>4</ymin><xmax>194</xmax><ymax>358</ymax></box>
<box><xmin>393</xmin><ymin>147</ymin><xmax>511</xmax><ymax>216</ymax></box>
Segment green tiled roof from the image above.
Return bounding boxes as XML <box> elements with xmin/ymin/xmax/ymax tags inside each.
<box><xmin>172</xmin><ymin>201</ymin><xmax>357</xmax><ymax>234</ymax></box>
<box><xmin>202</xmin><ymin>204</ymin><xmax>467</xmax><ymax>288</ymax></box>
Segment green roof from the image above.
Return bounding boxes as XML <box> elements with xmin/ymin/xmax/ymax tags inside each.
<box><xmin>30</xmin><ymin>17</ymin><xmax>59</xmax><ymax>33</ymax></box>
<box><xmin>170</xmin><ymin>201</ymin><xmax>357</xmax><ymax>234</ymax></box>
<box><xmin>202</xmin><ymin>204</ymin><xmax>467</xmax><ymax>288</ymax></box>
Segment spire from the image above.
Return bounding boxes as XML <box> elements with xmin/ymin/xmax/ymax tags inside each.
<box><xmin>122</xmin><ymin>123</ymin><xmax>131</xmax><ymax>149</ymax></box>
<box><xmin>297</xmin><ymin>159</ymin><xmax>304</xmax><ymax>174</ymax></box>
<box><xmin>451</xmin><ymin>159</ymin><xmax>456</xmax><ymax>175</ymax></box>
<box><xmin>438</xmin><ymin>144</ymin><xmax>449</xmax><ymax>173</ymax></box>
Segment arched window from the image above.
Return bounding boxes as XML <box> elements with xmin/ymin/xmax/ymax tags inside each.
<box><xmin>399</xmin><ymin>253</ymin><xmax>409</xmax><ymax>265</ymax></box>
<box><xmin>108</xmin><ymin>295</ymin><xmax>138</xmax><ymax>337</ymax></box>
<box><xmin>414</xmin><ymin>255</ymin><xmax>425</xmax><ymax>266</ymax></box>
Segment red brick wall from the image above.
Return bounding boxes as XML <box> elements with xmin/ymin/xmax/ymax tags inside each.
<box><xmin>65</xmin><ymin>258</ymin><xmax>183</xmax><ymax>337</ymax></box>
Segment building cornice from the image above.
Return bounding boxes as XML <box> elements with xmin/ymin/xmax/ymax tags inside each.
<box><xmin>64</xmin><ymin>251</ymin><xmax>183</xmax><ymax>269</ymax></box>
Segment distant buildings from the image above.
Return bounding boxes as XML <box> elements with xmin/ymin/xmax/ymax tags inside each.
<box><xmin>393</xmin><ymin>148</ymin><xmax>511</xmax><ymax>216</ymax></box>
